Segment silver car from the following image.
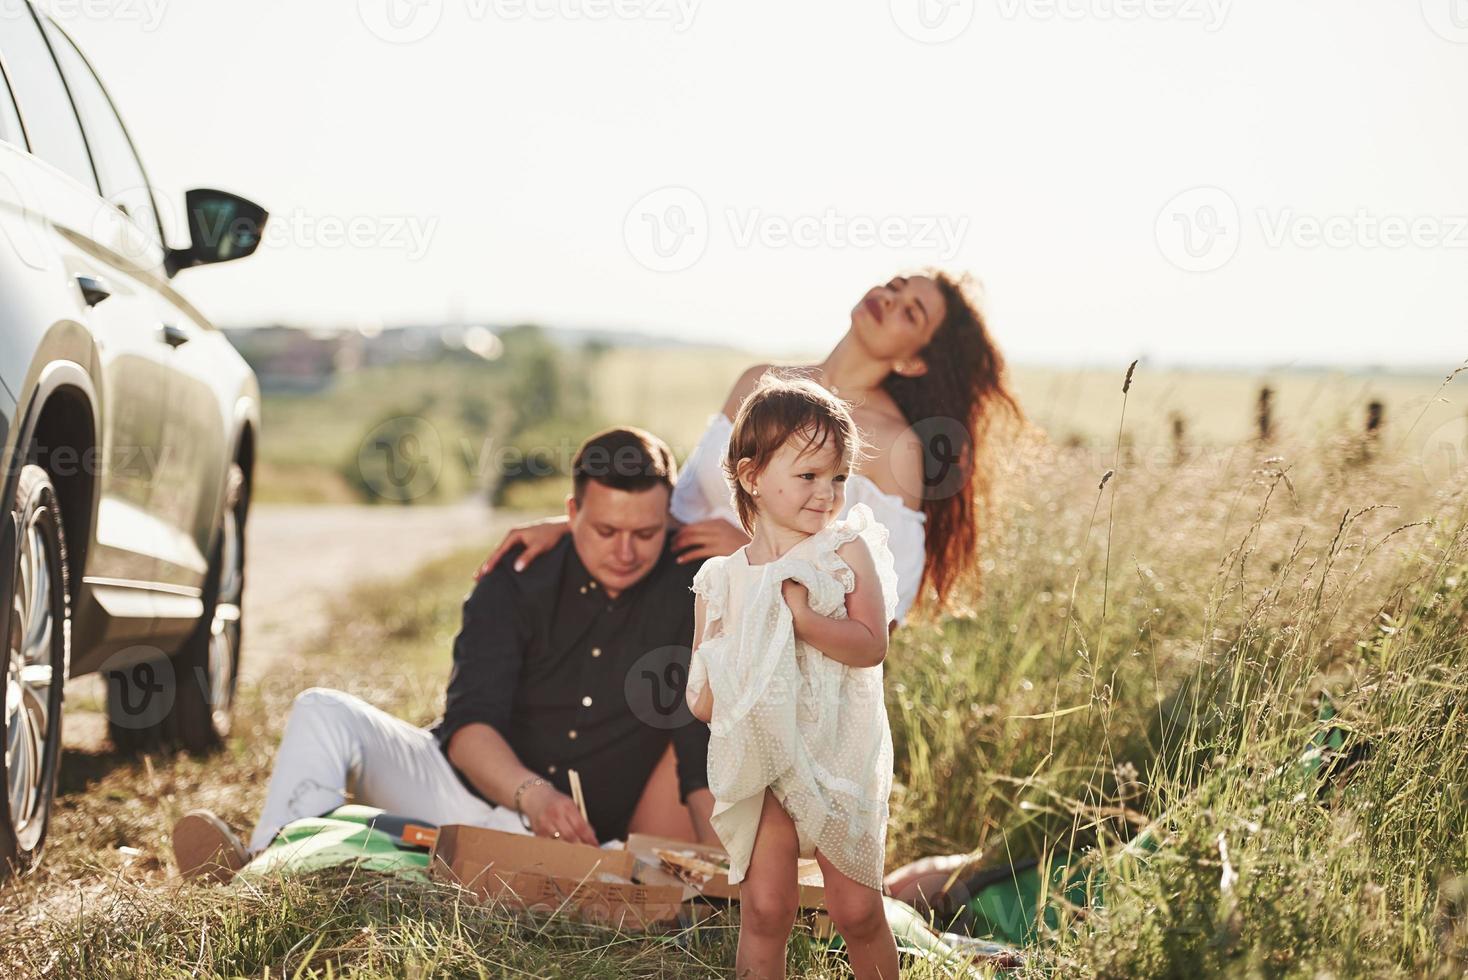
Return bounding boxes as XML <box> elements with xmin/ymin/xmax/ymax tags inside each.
<box><xmin>1</xmin><ymin>3</ymin><xmax>268</xmax><ymax>874</ymax></box>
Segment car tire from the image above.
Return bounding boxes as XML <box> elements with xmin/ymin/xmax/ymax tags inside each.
<box><xmin>1</xmin><ymin>464</ymin><xmax>70</xmax><ymax>876</ymax></box>
<box><xmin>108</xmin><ymin>463</ymin><xmax>245</xmax><ymax>754</ymax></box>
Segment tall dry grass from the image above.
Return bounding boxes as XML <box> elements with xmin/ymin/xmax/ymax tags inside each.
<box><xmin>1</xmin><ymin>365</ymin><xmax>1464</xmax><ymax>977</ymax></box>
<box><xmin>881</xmin><ymin>364</ymin><xmax>1467</xmax><ymax>976</ymax></box>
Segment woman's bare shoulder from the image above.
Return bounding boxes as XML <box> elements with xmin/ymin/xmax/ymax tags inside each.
<box><xmin>721</xmin><ymin>362</ymin><xmax>816</xmax><ymax>418</ymax></box>
<box><xmin>853</xmin><ymin>414</ymin><xmax>925</xmax><ymax>511</ymax></box>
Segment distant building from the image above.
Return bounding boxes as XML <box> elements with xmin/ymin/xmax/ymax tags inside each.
<box><xmin>223</xmin><ymin>326</ymin><xmax>361</xmax><ymax>392</ymax></box>
<box><xmin>221</xmin><ymin>321</ymin><xmax>736</xmax><ymax>391</ymax></box>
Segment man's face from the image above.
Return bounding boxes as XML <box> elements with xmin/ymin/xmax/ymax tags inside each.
<box><xmin>566</xmin><ymin>481</ymin><xmax>670</xmax><ymax>598</ymax></box>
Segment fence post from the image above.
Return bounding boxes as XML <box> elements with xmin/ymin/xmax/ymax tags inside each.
<box><xmin>1257</xmin><ymin>387</ymin><xmax>1274</xmax><ymax>444</ymax></box>
<box><xmin>1358</xmin><ymin>399</ymin><xmax>1385</xmax><ymax>463</ymax></box>
<box><xmin>1365</xmin><ymin>400</ymin><xmax>1384</xmax><ymax>437</ymax></box>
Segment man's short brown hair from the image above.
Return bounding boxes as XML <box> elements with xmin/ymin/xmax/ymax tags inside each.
<box><xmin>571</xmin><ymin>426</ymin><xmax>678</xmax><ymax>504</ymax></box>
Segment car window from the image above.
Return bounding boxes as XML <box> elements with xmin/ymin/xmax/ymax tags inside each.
<box><xmin>0</xmin><ymin>56</ymin><xmax>25</xmax><ymax>149</ymax></box>
<box><xmin>0</xmin><ymin>6</ymin><xmax>96</xmax><ymax>189</ymax></box>
<box><xmin>40</xmin><ymin>17</ymin><xmax>163</xmax><ymax>249</ymax></box>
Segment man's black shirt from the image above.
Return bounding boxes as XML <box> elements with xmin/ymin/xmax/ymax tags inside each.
<box><xmin>429</xmin><ymin>535</ymin><xmax>709</xmax><ymax>843</ymax></box>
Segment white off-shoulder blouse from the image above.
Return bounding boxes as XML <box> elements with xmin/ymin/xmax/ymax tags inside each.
<box><xmin>670</xmin><ymin>412</ymin><xmax>927</xmax><ymax>625</ymax></box>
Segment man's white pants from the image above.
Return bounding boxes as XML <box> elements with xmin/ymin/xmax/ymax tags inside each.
<box><xmin>249</xmin><ymin>687</ymin><xmax>529</xmax><ymax>853</ymax></box>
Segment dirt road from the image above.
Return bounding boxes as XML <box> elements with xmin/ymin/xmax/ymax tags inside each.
<box><xmin>240</xmin><ymin>497</ymin><xmax>497</xmax><ymax>677</ymax></box>
<box><xmin>62</xmin><ymin>497</ymin><xmax>500</xmax><ymax>748</ymax></box>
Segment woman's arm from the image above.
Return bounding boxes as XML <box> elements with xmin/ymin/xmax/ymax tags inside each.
<box><xmin>672</xmin><ymin>519</ymin><xmax>752</xmax><ymax>565</ymax></box>
<box><xmin>781</xmin><ymin>537</ymin><xmax>889</xmax><ymax>668</ymax></box>
<box><xmin>475</xmin><ymin>515</ymin><xmax>571</xmax><ymax>578</ymax></box>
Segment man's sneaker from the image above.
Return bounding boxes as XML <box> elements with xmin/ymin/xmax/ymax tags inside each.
<box><xmin>172</xmin><ymin>809</ymin><xmax>249</xmax><ymax>883</ymax></box>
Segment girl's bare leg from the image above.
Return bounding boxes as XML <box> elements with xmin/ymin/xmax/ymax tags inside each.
<box><xmin>814</xmin><ymin>848</ymin><xmax>900</xmax><ymax>980</ymax></box>
<box><xmin>736</xmin><ymin>789</ymin><xmax>801</xmax><ymax>979</ymax></box>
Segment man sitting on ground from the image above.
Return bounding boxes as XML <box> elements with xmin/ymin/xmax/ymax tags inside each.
<box><xmin>173</xmin><ymin>427</ymin><xmax>717</xmax><ymax>879</ymax></box>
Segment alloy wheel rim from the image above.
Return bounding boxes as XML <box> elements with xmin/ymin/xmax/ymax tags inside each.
<box><xmin>6</xmin><ymin>509</ymin><xmax>55</xmax><ymax>843</ymax></box>
<box><xmin>207</xmin><ymin>504</ymin><xmax>241</xmax><ymax>735</ymax></box>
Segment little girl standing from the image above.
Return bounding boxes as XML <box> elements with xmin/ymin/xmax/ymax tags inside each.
<box><xmin>685</xmin><ymin>373</ymin><xmax>902</xmax><ymax>980</ymax></box>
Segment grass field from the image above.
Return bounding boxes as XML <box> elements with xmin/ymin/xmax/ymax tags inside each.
<box><xmin>254</xmin><ymin>335</ymin><xmax>1466</xmax><ymax>510</ymax></box>
<box><xmin>588</xmin><ymin>346</ymin><xmax>1465</xmax><ymax>462</ymax></box>
<box><xmin>1</xmin><ymin>354</ymin><xmax>1465</xmax><ymax>977</ymax></box>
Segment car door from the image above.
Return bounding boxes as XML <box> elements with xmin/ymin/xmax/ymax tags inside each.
<box><xmin>1</xmin><ymin>6</ymin><xmax>173</xmax><ymax>599</ymax></box>
<box><xmin>141</xmin><ymin>291</ymin><xmax>230</xmax><ymax>596</ymax></box>
<box><xmin>39</xmin><ymin>17</ymin><xmax>230</xmax><ymax>603</ymax></box>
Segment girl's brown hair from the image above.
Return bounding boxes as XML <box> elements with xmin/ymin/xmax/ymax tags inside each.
<box><xmin>883</xmin><ymin>269</ymin><xmax>1023</xmax><ymax>612</ymax></box>
<box><xmin>723</xmin><ymin>374</ymin><xmax>864</xmax><ymax>536</ymax></box>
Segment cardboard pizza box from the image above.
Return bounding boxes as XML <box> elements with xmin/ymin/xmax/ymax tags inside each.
<box><xmin>623</xmin><ymin>832</ymin><xmax>827</xmax><ymax>909</ymax></box>
<box><xmin>430</xmin><ymin>824</ymin><xmax>683</xmax><ymax>930</ymax></box>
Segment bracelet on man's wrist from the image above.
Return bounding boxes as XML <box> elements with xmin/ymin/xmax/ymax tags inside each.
<box><xmin>512</xmin><ymin>775</ymin><xmax>546</xmax><ymax>826</ymax></box>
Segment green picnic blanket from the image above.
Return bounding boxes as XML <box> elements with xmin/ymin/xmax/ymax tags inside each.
<box><xmin>239</xmin><ymin>804</ymin><xmax>433</xmax><ymax>880</ymax></box>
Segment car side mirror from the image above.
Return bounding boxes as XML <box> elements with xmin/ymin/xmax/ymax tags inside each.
<box><xmin>166</xmin><ymin>188</ymin><xmax>269</xmax><ymax>275</ymax></box>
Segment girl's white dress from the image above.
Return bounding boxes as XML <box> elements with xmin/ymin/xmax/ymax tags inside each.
<box><xmin>685</xmin><ymin>502</ymin><xmax>900</xmax><ymax>891</ymax></box>
<box><xmin>670</xmin><ymin>411</ymin><xmax>927</xmax><ymax>625</ymax></box>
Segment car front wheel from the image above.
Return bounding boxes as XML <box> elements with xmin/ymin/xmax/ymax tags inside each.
<box><xmin>1</xmin><ymin>464</ymin><xmax>69</xmax><ymax>875</ymax></box>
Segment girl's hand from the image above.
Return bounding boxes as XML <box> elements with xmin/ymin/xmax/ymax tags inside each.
<box><xmin>475</xmin><ymin>516</ymin><xmax>571</xmax><ymax>578</ymax></box>
<box><xmin>673</xmin><ymin>519</ymin><xmax>751</xmax><ymax>564</ymax></box>
<box><xmin>781</xmin><ymin>579</ymin><xmax>811</xmax><ymax>636</ymax></box>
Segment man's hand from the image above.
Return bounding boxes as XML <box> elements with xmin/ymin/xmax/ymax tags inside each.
<box><xmin>475</xmin><ymin>516</ymin><xmax>571</xmax><ymax>579</ymax></box>
<box><xmin>446</xmin><ymin>725</ymin><xmax>598</xmax><ymax>844</ymax></box>
<box><xmin>520</xmin><ymin>782</ymin><xmax>598</xmax><ymax>845</ymax></box>
<box><xmin>672</xmin><ymin>519</ymin><xmax>750</xmax><ymax>564</ymax></box>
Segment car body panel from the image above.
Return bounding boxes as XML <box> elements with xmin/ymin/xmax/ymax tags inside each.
<box><xmin>1</xmin><ymin>8</ymin><xmax>261</xmax><ymax>679</ymax></box>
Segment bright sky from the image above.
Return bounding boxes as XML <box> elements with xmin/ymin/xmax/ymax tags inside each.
<box><xmin>51</xmin><ymin>0</ymin><xmax>1468</xmax><ymax>368</ymax></box>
